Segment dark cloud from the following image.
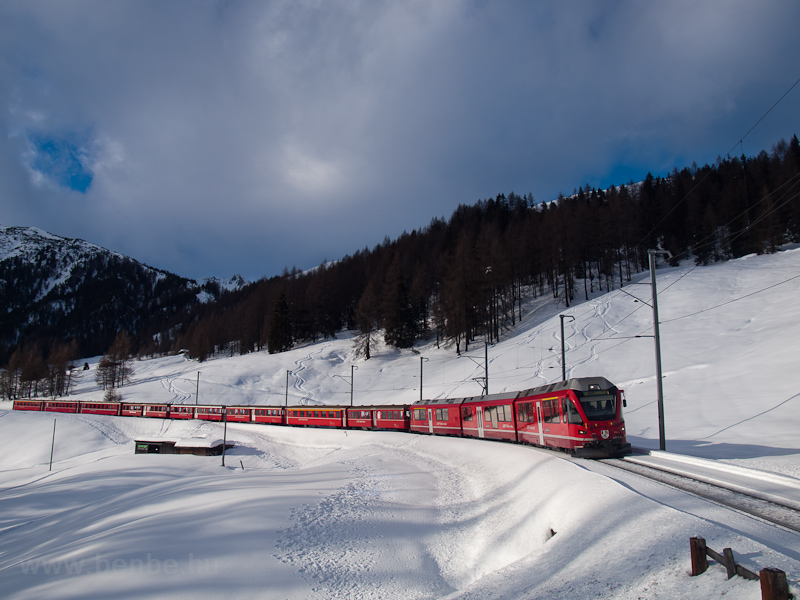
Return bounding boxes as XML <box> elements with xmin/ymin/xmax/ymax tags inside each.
<box><xmin>2</xmin><ymin>0</ymin><xmax>799</xmax><ymax>280</ymax></box>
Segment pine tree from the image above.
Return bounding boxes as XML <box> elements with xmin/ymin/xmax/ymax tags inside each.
<box><xmin>95</xmin><ymin>331</ymin><xmax>134</xmax><ymax>392</ymax></box>
<box><xmin>354</xmin><ymin>280</ymin><xmax>381</xmax><ymax>359</ymax></box>
<box><xmin>267</xmin><ymin>291</ymin><xmax>292</xmax><ymax>354</ymax></box>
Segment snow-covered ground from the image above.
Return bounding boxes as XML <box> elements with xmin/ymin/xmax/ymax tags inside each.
<box><xmin>2</xmin><ymin>249</ymin><xmax>800</xmax><ymax>599</ymax></box>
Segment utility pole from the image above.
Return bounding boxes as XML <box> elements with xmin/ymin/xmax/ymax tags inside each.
<box><xmin>49</xmin><ymin>419</ymin><xmax>57</xmax><ymax>471</ymax></box>
<box><xmin>333</xmin><ymin>366</ymin><xmax>358</xmax><ymax>406</ymax></box>
<box><xmin>484</xmin><ymin>340</ymin><xmax>489</xmax><ymax>395</ymax></box>
<box><xmin>196</xmin><ymin>371</ymin><xmax>200</xmax><ymax>405</ymax></box>
<box><xmin>285</xmin><ymin>370</ymin><xmax>291</xmax><ymax>408</ymax></box>
<box><xmin>350</xmin><ymin>365</ymin><xmax>356</xmax><ymax>406</ymax></box>
<box><xmin>559</xmin><ymin>314</ymin><xmax>575</xmax><ymax>382</ymax></box>
<box><xmin>221</xmin><ymin>410</ymin><xmax>228</xmax><ymax>467</ymax></box>
<box><xmin>649</xmin><ymin>249</ymin><xmax>672</xmax><ymax>452</ymax></box>
<box><xmin>420</xmin><ymin>357</ymin><xmax>428</xmax><ymax>402</ymax></box>
<box><xmin>469</xmin><ymin>341</ymin><xmax>489</xmax><ymax>396</ymax></box>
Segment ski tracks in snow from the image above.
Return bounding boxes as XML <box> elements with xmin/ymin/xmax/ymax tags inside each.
<box><xmin>291</xmin><ymin>344</ymin><xmax>330</xmax><ymax>405</ymax></box>
<box><xmin>160</xmin><ymin>375</ymin><xmax>193</xmax><ymax>404</ymax></box>
<box><xmin>563</xmin><ymin>296</ymin><xmax>616</xmax><ymax>377</ymax></box>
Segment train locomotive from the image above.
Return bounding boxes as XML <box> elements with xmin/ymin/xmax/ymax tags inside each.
<box><xmin>12</xmin><ymin>376</ymin><xmax>631</xmax><ymax>458</ymax></box>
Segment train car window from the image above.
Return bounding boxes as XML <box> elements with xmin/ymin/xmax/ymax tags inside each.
<box><xmin>435</xmin><ymin>408</ymin><xmax>449</xmax><ymax>421</ymax></box>
<box><xmin>542</xmin><ymin>399</ymin><xmax>560</xmax><ymax>424</ymax></box>
<box><xmin>561</xmin><ymin>398</ymin><xmax>582</xmax><ymax>424</ymax></box>
<box><xmin>497</xmin><ymin>405</ymin><xmax>512</xmax><ymax>422</ymax></box>
<box><xmin>518</xmin><ymin>402</ymin><xmax>535</xmax><ymax>423</ymax></box>
<box><xmin>484</xmin><ymin>406</ymin><xmax>493</xmax><ymax>422</ymax></box>
<box><xmin>462</xmin><ymin>407</ymin><xmax>473</xmax><ymax>421</ymax></box>
<box><xmin>575</xmin><ymin>390</ymin><xmax>617</xmax><ymax>421</ymax></box>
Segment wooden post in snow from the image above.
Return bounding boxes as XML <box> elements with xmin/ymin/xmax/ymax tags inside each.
<box><xmin>690</xmin><ymin>537</ymin><xmax>708</xmax><ymax>576</ymax></box>
<box><xmin>759</xmin><ymin>568</ymin><xmax>790</xmax><ymax>600</ymax></box>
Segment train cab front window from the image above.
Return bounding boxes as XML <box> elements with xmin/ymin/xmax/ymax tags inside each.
<box><xmin>561</xmin><ymin>398</ymin><xmax>583</xmax><ymax>424</ymax></box>
<box><xmin>575</xmin><ymin>390</ymin><xmax>617</xmax><ymax>421</ymax></box>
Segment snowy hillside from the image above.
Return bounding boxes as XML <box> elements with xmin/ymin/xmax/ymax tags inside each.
<box><xmin>46</xmin><ymin>245</ymin><xmax>800</xmax><ymax>459</ymax></box>
<box><xmin>1</xmin><ymin>248</ymin><xmax>799</xmax><ymax>599</ymax></box>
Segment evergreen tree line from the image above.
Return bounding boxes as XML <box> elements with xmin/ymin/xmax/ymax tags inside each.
<box><xmin>3</xmin><ymin>134</ymin><xmax>799</xmax><ymax>389</ymax></box>
<box><xmin>0</xmin><ymin>331</ymin><xmax>136</xmax><ymax>401</ymax></box>
<box><xmin>0</xmin><ymin>339</ymin><xmax>80</xmax><ymax>400</ymax></box>
<box><xmin>173</xmin><ymin>135</ymin><xmax>800</xmax><ymax>362</ymax></box>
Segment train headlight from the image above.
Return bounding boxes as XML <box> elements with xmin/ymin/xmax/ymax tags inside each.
<box><xmin>578</xmin><ymin>429</ymin><xmax>586</xmax><ymax>435</ymax></box>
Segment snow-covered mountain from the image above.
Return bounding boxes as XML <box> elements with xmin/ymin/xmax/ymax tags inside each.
<box><xmin>0</xmin><ymin>225</ymin><xmax>247</xmax><ymax>355</ymax></box>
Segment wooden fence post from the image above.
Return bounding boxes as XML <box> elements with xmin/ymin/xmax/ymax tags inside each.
<box><xmin>723</xmin><ymin>548</ymin><xmax>737</xmax><ymax>580</ymax></box>
<box><xmin>760</xmin><ymin>568</ymin><xmax>790</xmax><ymax>600</ymax></box>
<box><xmin>691</xmin><ymin>537</ymin><xmax>708</xmax><ymax>576</ymax></box>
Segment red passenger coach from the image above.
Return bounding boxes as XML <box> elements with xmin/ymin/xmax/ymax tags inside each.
<box><xmin>13</xmin><ymin>400</ymin><xmax>44</xmax><ymax>411</ymax></box>
<box><xmin>410</xmin><ymin>397</ymin><xmax>465</xmax><ymax>435</ymax></box>
<box><xmin>346</xmin><ymin>408</ymin><xmax>374</xmax><ymax>429</ymax></box>
<box><xmin>253</xmin><ymin>407</ymin><xmax>285</xmax><ymax>425</ymax></box>
<box><xmin>196</xmin><ymin>406</ymin><xmax>224</xmax><ymax>421</ymax></box>
<box><xmin>44</xmin><ymin>400</ymin><xmax>80</xmax><ymax>413</ymax></box>
<box><xmin>373</xmin><ymin>406</ymin><xmax>410</xmax><ymax>430</ymax></box>
<box><xmin>286</xmin><ymin>406</ymin><xmax>345</xmax><ymax>428</ymax></box>
<box><xmin>224</xmin><ymin>407</ymin><xmax>252</xmax><ymax>423</ymax></box>
<box><xmin>143</xmin><ymin>404</ymin><xmax>169</xmax><ymax>418</ymax></box>
<box><xmin>80</xmin><ymin>402</ymin><xmax>122</xmax><ymax>416</ymax></box>
<box><xmin>169</xmin><ymin>405</ymin><xmax>195</xmax><ymax>420</ymax></box>
<box><xmin>347</xmin><ymin>406</ymin><xmax>410</xmax><ymax>430</ymax></box>
<box><xmin>461</xmin><ymin>392</ymin><xmax>519</xmax><ymax>441</ymax></box>
<box><xmin>121</xmin><ymin>403</ymin><xmax>144</xmax><ymax>417</ymax></box>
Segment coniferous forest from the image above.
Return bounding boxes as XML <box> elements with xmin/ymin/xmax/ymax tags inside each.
<box><xmin>2</xmin><ymin>135</ymin><xmax>800</xmax><ymax>399</ymax></box>
<box><xmin>175</xmin><ymin>135</ymin><xmax>800</xmax><ymax>361</ymax></box>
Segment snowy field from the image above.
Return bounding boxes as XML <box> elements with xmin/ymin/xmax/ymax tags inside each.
<box><xmin>2</xmin><ymin>248</ymin><xmax>800</xmax><ymax>599</ymax></box>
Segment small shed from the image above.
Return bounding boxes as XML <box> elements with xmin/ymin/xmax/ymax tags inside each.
<box><xmin>134</xmin><ymin>437</ymin><xmax>234</xmax><ymax>456</ymax></box>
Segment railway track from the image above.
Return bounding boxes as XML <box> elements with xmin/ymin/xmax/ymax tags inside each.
<box><xmin>599</xmin><ymin>455</ymin><xmax>800</xmax><ymax>533</ymax></box>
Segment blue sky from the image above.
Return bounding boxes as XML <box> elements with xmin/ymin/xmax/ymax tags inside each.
<box><xmin>1</xmin><ymin>0</ymin><xmax>799</xmax><ymax>281</ymax></box>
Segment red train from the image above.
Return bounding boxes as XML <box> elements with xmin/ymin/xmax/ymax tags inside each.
<box><xmin>11</xmin><ymin>377</ymin><xmax>631</xmax><ymax>458</ymax></box>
